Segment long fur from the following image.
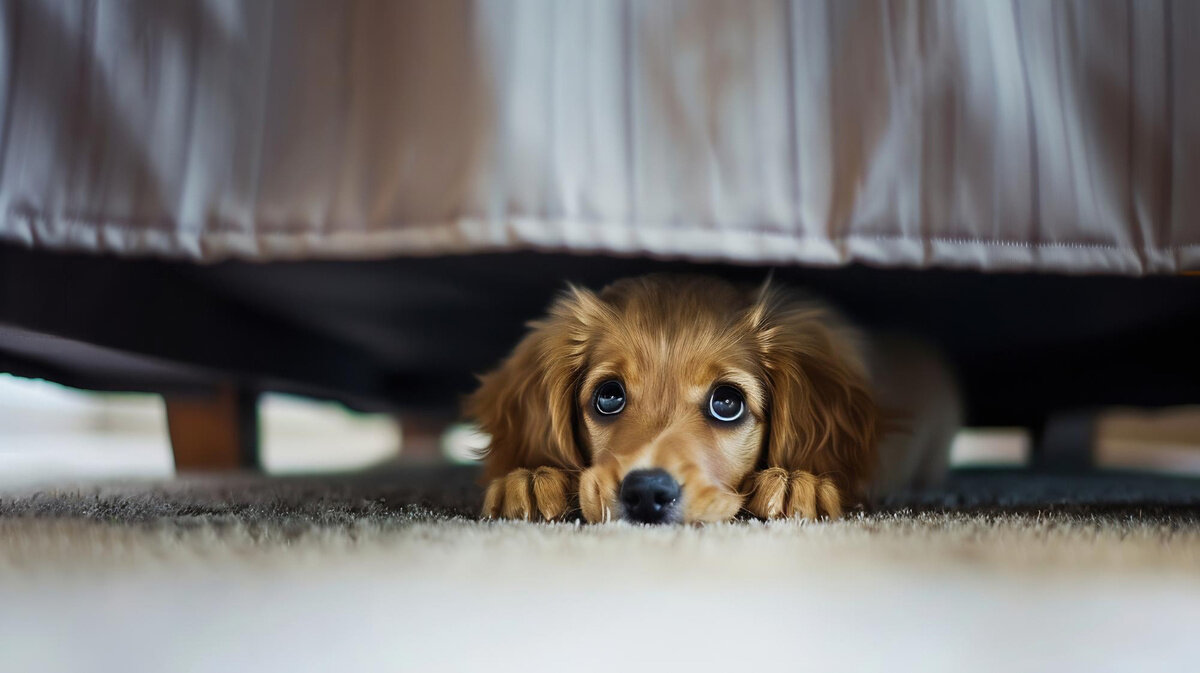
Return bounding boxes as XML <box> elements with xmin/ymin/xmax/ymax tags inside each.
<box><xmin>744</xmin><ymin>282</ymin><xmax>879</xmax><ymax>497</ymax></box>
<box><xmin>467</xmin><ymin>274</ymin><xmax>882</xmax><ymax>519</ymax></box>
<box><xmin>466</xmin><ymin>285</ymin><xmax>612</xmax><ymax>482</ymax></box>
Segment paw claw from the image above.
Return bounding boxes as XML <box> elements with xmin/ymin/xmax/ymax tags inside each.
<box><xmin>502</xmin><ymin>469</ymin><xmax>534</xmax><ymax>520</ymax></box>
<box><xmin>579</xmin><ymin>466</ymin><xmax>619</xmax><ymax>523</ymax></box>
<box><xmin>744</xmin><ymin>469</ymin><xmax>843</xmax><ymax>521</ymax></box>
<box><xmin>531</xmin><ymin>467</ymin><xmax>571</xmax><ymax>520</ymax></box>
<box><xmin>744</xmin><ymin>467</ymin><xmax>789</xmax><ymax>519</ymax></box>
<box><xmin>483</xmin><ymin>467</ymin><xmax>574</xmax><ymax>522</ymax></box>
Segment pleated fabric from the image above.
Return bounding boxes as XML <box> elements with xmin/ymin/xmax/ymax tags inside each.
<box><xmin>0</xmin><ymin>0</ymin><xmax>1195</xmax><ymax>274</ymax></box>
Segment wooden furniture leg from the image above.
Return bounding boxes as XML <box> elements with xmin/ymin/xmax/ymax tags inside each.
<box><xmin>397</xmin><ymin>413</ymin><xmax>452</xmax><ymax>464</ymax></box>
<box><xmin>1033</xmin><ymin>410</ymin><xmax>1097</xmax><ymax>472</ymax></box>
<box><xmin>165</xmin><ymin>384</ymin><xmax>260</xmax><ymax>471</ymax></box>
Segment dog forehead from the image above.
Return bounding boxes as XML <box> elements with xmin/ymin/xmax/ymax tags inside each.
<box><xmin>588</xmin><ymin>329</ymin><xmax>758</xmax><ymax>393</ymax></box>
<box><xmin>599</xmin><ymin>297</ymin><xmax>749</xmax><ymax>355</ymax></box>
<box><xmin>581</xmin><ymin>282</ymin><xmax>764</xmax><ymax>396</ymax></box>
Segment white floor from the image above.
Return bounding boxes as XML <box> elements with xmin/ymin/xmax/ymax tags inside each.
<box><xmin>0</xmin><ymin>374</ymin><xmax>401</xmax><ymax>486</ymax></box>
<box><xmin>2</xmin><ymin>514</ymin><xmax>1198</xmax><ymax>673</ymax></box>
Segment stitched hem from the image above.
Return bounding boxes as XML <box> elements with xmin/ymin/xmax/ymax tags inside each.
<box><xmin>2</xmin><ymin>211</ymin><xmax>1197</xmax><ymax>276</ymax></box>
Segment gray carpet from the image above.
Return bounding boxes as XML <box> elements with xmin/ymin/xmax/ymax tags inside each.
<box><xmin>3</xmin><ymin>466</ymin><xmax>1200</xmax><ymax>673</ymax></box>
<box><xmin>5</xmin><ymin>464</ymin><xmax>1200</xmax><ymax>524</ymax></box>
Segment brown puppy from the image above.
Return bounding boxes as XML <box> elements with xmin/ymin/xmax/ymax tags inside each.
<box><xmin>468</xmin><ymin>274</ymin><xmax>894</xmax><ymax>524</ymax></box>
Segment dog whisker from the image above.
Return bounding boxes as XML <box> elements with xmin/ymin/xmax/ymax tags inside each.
<box><xmin>469</xmin><ymin>274</ymin><xmax>956</xmax><ymax>524</ymax></box>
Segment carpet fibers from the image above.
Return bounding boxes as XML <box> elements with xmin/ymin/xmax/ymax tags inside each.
<box><xmin>3</xmin><ymin>466</ymin><xmax>1200</xmax><ymax>673</ymax></box>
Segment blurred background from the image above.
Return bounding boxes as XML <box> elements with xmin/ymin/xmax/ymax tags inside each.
<box><xmin>0</xmin><ymin>0</ymin><xmax>1197</xmax><ymax>487</ymax></box>
<box><xmin>5</xmin><ymin>370</ymin><xmax>1200</xmax><ymax>488</ymax></box>
<box><xmin>1</xmin><ymin>1</ymin><xmax>1200</xmax><ymax>671</ymax></box>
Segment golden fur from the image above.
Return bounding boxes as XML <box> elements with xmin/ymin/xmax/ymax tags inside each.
<box><xmin>467</xmin><ymin>274</ymin><xmax>879</xmax><ymax>523</ymax></box>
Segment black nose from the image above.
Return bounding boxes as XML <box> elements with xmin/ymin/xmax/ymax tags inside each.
<box><xmin>619</xmin><ymin>469</ymin><xmax>682</xmax><ymax>524</ymax></box>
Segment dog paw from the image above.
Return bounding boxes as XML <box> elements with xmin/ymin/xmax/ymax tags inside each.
<box><xmin>578</xmin><ymin>466</ymin><xmax>619</xmax><ymax>523</ymax></box>
<box><xmin>482</xmin><ymin>467</ymin><xmax>575</xmax><ymax>521</ymax></box>
<box><xmin>743</xmin><ymin>467</ymin><xmax>843</xmax><ymax>520</ymax></box>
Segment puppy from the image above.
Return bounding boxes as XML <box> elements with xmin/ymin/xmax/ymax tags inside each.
<box><xmin>468</xmin><ymin>274</ymin><xmax>959</xmax><ymax>524</ymax></box>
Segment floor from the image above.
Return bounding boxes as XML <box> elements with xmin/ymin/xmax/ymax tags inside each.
<box><xmin>2</xmin><ymin>466</ymin><xmax>1199</xmax><ymax>673</ymax></box>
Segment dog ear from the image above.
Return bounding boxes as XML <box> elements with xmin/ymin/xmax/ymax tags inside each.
<box><xmin>748</xmin><ymin>284</ymin><xmax>878</xmax><ymax>496</ymax></box>
<box><xmin>467</xmin><ymin>285</ymin><xmax>612</xmax><ymax>482</ymax></box>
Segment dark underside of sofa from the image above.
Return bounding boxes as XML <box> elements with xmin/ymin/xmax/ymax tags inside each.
<box><xmin>2</xmin><ymin>242</ymin><xmax>1199</xmax><ymax>463</ymax></box>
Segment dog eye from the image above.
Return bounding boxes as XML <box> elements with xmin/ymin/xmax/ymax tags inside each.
<box><xmin>593</xmin><ymin>380</ymin><xmax>626</xmax><ymax>416</ymax></box>
<box><xmin>708</xmin><ymin>385</ymin><xmax>745</xmax><ymax>422</ymax></box>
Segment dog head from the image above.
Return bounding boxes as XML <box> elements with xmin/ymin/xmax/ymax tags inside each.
<box><xmin>468</xmin><ymin>275</ymin><xmax>877</xmax><ymax>523</ymax></box>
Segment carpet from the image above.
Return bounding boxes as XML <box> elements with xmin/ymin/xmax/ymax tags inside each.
<box><xmin>3</xmin><ymin>466</ymin><xmax>1200</xmax><ymax>673</ymax></box>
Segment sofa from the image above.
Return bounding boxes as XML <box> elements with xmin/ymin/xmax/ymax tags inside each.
<box><xmin>1</xmin><ymin>0</ymin><xmax>1197</xmax><ymax>467</ymax></box>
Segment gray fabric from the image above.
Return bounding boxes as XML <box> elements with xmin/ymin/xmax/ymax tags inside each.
<box><xmin>0</xmin><ymin>1</ymin><xmax>1197</xmax><ymax>273</ymax></box>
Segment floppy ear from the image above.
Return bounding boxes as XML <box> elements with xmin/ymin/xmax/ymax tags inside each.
<box><xmin>748</xmin><ymin>285</ymin><xmax>879</xmax><ymax>496</ymax></box>
<box><xmin>466</xmin><ymin>285</ymin><xmax>612</xmax><ymax>482</ymax></box>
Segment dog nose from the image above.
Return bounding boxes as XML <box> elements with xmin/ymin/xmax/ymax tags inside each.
<box><xmin>619</xmin><ymin>469</ymin><xmax>681</xmax><ymax>524</ymax></box>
